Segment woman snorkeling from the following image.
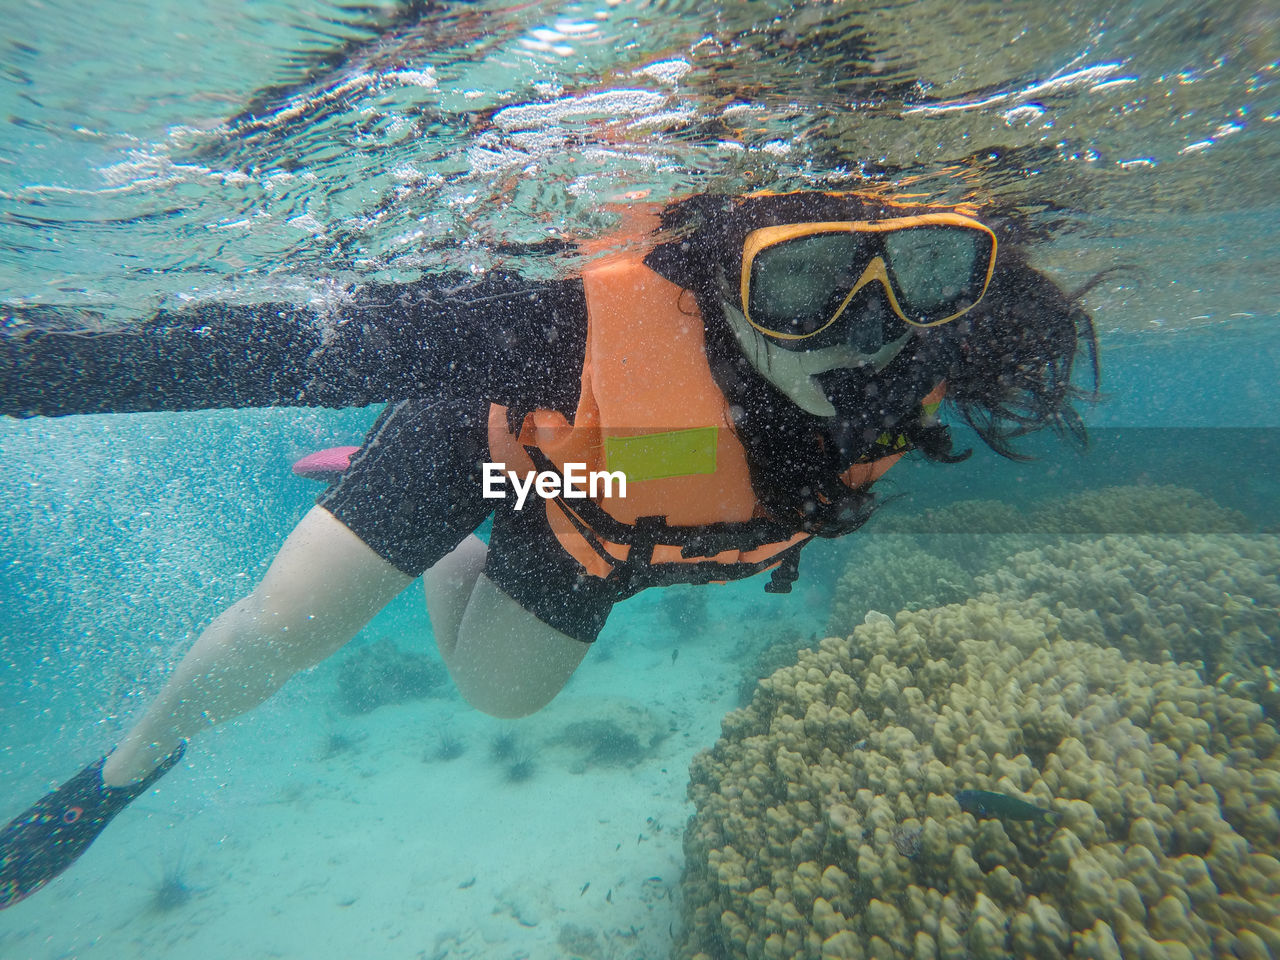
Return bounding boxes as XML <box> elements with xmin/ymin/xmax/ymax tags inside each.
<box><xmin>0</xmin><ymin>189</ymin><xmax>1097</xmax><ymax>908</ymax></box>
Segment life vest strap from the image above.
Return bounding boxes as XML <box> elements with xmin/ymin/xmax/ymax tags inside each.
<box><xmin>521</xmin><ymin>445</ymin><xmax>812</xmax><ymax>594</ymax></box>
<box><xmin>763</xmin><ymin>547</ymin><xmax>802</xmax><ymax>594</ymax></box>
<box><xmin>524</xmin><ymin>445</ymin><xmax>801</xmax><ymax>555</ymax></box>
<box><xmin>599</xmin><ymin>523</ymin><xmax>809</xmax><ymax>595</ymax></box>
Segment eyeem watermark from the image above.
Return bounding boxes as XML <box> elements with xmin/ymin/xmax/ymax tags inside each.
<box><xmin>482</xmin><ymin>462</ymin><xmax>626</xmax><ymax>510</ymax></box>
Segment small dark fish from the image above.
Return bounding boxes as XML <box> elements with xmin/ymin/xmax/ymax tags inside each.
<box><xmin>671</xmin><ymin>649</ymin><xmax>679</xmax><ymax>665</ymax></box>
<box><xmin>956</xmin><ymin>789</ymin><xmax>1056</xmax><ymax>824</ymax></box>
<box><xmin>580</xmin><ymin>882</ymin><xmax>590</xmax><ymax>896</ymax></box>
<box><xmin>606</xmin><ymin>888</ymin><xmax>613</xmax><ymax>903</ymax></box>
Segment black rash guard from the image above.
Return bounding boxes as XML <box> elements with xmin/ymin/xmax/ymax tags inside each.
<box><xmin>3</xmin><ymin>274</ymin><xmax>621</xmax><ymax>642</ymax></box>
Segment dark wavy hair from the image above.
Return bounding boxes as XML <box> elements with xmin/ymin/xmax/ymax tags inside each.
<box><xmin>643</xmin><ymin>191</ymin><xmax>1100</xmax><ymax>535</ymax></box>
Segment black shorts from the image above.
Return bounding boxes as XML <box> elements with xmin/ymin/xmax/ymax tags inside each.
<box><xmin>317</xmin><ymin>399</ymin><xmax>615</xmax><ymax>643</ymax></box>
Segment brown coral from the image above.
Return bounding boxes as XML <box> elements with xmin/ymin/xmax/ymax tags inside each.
<box><xmin>826</xmin><ymin>538</ymin><xmax>973</xmax><ymax>633</ymax></box>
<box><xmin>978</xmin><ymin>533</ymin><xmax>1280</xmax><ymax>700</ymax></box>
<box><xmin>828</xmin><ymin>485</ymin><xmax>1277</xmax><ymax>706</ymax></box>
<box><xmin>677</xmin><ymin>594</ymin><xmax>1280</xmax><ymax>960</ymax></box>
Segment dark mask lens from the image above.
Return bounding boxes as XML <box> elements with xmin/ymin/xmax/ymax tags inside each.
<box><xmin>882</xmin><ymin>227</ymin><xmax>989</xmax><ymax>321</ymax></box>
<box><xmin>748</xmin><ymin>233</ymin><xmax>869</xmax><ymax>337</ymax></box>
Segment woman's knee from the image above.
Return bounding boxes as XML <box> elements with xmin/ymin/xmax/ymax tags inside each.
<box><xmin>448</xmin><ymin>628</ymin><xmax>577</xmax><ymax>719</ymax></box>
<box><xmin>451</xmin><ymin>669</ymin><xmax>566</xmax><ymax>719</ymax></box>
<box><xmin>443</xmin><ymin>576</ymin><xmax>589</xmax><ymax>718</ymax></box>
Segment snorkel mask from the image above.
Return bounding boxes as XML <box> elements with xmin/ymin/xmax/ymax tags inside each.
<box><xmin>721</xmin><ymin>211</ymin><xmax>997</xmax><ymax>416</ymax></box>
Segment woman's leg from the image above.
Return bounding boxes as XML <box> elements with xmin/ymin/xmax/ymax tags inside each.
<box><xmin>1</xmin><ymin>505</ymin><xmax>415</xmax><ymax>910</ymax></box>
<box><xmin>423</xmin><ymin>533</ymin><xmax>488</xmax><ymax>660</ymax></box>
<box><xmin>424</xmin><ymin>536</ymin><xmax>588</xmax><ymax>719</ymax></box>
<box><xmin>103</xmin><ymin>505</ymin><xmax>412</xmax><ymax>786</ymax></box>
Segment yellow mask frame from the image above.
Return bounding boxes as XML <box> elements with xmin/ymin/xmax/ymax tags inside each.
<box><xmin>739</xmin><ymin>212</ymin><xmax>998</xmax><ymax>341</ymax></box>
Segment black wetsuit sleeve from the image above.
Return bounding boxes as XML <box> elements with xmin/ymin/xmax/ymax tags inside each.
<box><xmin>1</xmin><ymin>274</ymin><xmax>587</xmax><ymax>418</ymax></box>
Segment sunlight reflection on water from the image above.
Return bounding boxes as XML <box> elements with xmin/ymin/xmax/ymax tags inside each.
<box><xmin>0</xmin><ymin>0</ymin><xmax>1276</xmax><ymax>332</ymax></box>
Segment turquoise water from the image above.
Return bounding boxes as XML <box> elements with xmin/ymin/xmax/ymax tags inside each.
<box><xmin>2</xmin><ymin>2</ymin><xmax>1278</xmax><ymax>959</ymax></box>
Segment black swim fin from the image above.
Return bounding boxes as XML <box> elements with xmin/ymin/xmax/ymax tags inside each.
<box><xmin>0</xmin><ymin>742</ymin><xmax>186</xmax><ymax>909</ymax></box>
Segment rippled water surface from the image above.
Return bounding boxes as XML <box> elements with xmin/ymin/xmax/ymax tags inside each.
<box><xmin>2</xmin><ymin>0</ymin><xmax>1276</xmax><ymax>332</ymax></box>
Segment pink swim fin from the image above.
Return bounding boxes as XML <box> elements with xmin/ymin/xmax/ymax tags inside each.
<box><xmin>291</xmin><ymin>445</ymin><xmax>359</xmax><ymax>482</ymax></box>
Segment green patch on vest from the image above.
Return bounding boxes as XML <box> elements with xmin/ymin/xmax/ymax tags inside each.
<box><xmin>604</xmin><ymin>427</ymin><xmax>718</xmax><ymax>482</ymax></box>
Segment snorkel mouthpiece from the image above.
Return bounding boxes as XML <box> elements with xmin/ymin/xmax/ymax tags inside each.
<box><xmin>720</xmin><ymin>293</ymin><xmax>913</xmax><ymax>419</ymax></box>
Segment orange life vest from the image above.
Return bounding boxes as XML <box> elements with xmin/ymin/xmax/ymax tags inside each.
<box><xmin>487</xmin><ymin>255</ymin><xmax>944</xmax><ymax>595</ymax></box>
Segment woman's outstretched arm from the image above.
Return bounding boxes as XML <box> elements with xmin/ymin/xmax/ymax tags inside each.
<box><xmin>1</xmin><ymin>273</ymin><xmax>587</xmax><ymax>418</ymax></box>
